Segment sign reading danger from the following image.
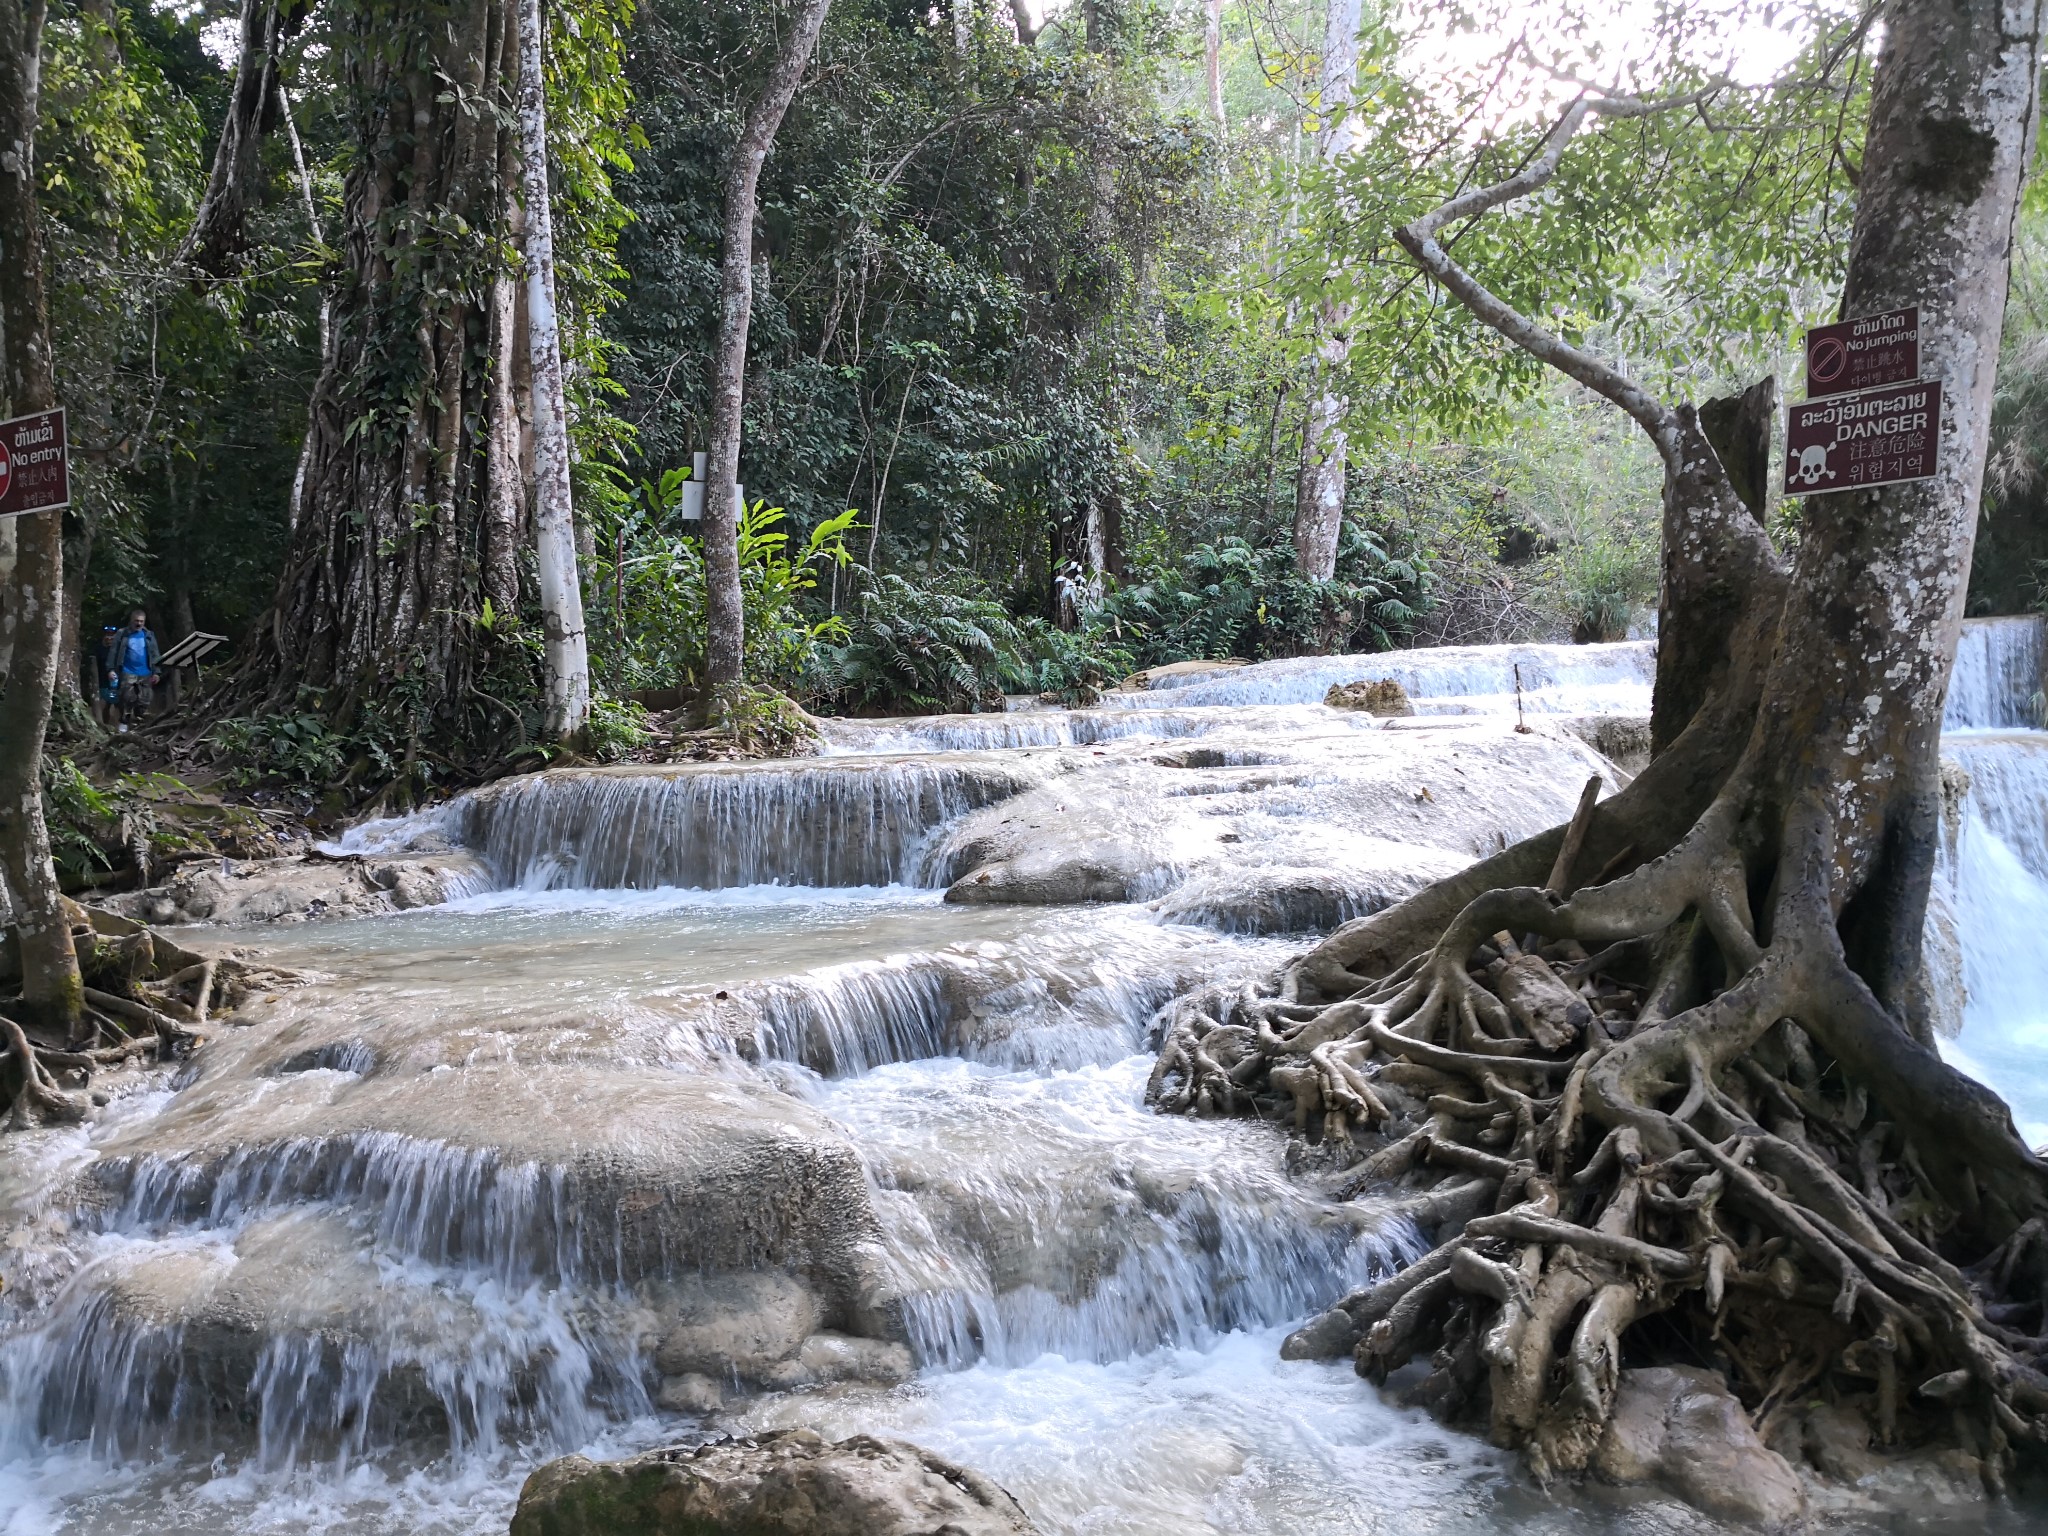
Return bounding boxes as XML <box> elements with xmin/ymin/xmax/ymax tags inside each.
<box><xmin>1782</xmin><ymin>379</ymin><xmax>1941</xmax><ymax>497</ymax></box>
<box><xmin>1804</xmin><ymin>306</ymin><xmax>1919</xmax><ymax>398</ymax></box>
<box><xmin>0</xmin><ymin>408</ymin><xmax>69</xmax><ymax>519</ymax></box>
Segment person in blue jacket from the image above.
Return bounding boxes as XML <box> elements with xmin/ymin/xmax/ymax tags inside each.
<box><xmin>115</xmin><ymin>609</ymin><xmax>161</xmax><ymax>732</ymax></box>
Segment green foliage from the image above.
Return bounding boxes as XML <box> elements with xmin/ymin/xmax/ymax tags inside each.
<box><xmin>39</xmin><ymin>758</ymin><xmax>208</xmax><ymax>881</ymax></box>
<box><xmin>42</xmin><ymin>757</ymin><xmax>118</xmax><ymax>878</ymax></box>
<box><xmin>581</xmin><ymin>695</ymin><xmax>654</xmax><ymax>761</ymax></box>
<box><xmin>826</xmin><ymin>575</ymin><xmax>1026</xmax><ymax>714</ymax></box>
<box><xmin>1100</xmin><ymin>523</ymin><xmax>1427</xmax><ymax>666</ymax></box>
<box><xmin>586</xmin><ymin>472</ymin><xmax>856</xmax><ymax>697</ymax></box>
<box><xmin>1006</xmin><ymin>618</ymin><xmax>1135</xmax><ymax>706</ymax></box>
<box><xmin>210</xmin><ymin>710</ymin><xmax>351</xmax><ymax>789</ymax></box>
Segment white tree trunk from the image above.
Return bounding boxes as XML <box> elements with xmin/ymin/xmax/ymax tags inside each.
<box><xmin>704</xmin><ymin>0</ymin><xmax>835</xmax><ymax>692</ymax></box>
<box><xmin>1204</xmin><ymin>0</ymin><xmax>1225</xmax><ymax>135</ymax></box>
<box><xmin>1293</xmin><ymin>0</ymin><xmax>1362</xmax><ymax>581</ymax></box>
<box><xmin>516</xmin><ymin>0</ymin><xmax>591</xmax><ymax>740</ymax></box>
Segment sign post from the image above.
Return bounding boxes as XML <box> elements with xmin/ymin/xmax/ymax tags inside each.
<box><xmin>1784</xmin><ymin>307</ymin><xmax>1940</xmax><ymax>498</ymax></box>
<box><xmin>0</xmin><ymin>407</ymin><xmax>69</xmax><ymax>519</ymax></box>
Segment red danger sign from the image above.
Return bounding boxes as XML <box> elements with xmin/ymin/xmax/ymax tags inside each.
<box><xmin>1783</xmin><ymin>379</ymin><xmax>1941</xmax><ymax>496</ymax></box>
<box><xmin>0</xmin><ymin>408</ymin><xmax>68</xmax><ymax>518</ymax></box>
<box><xmin>1804</xmin><ymin>306</ymin><xmax>1919</xmax><ymax>398</ymax></box>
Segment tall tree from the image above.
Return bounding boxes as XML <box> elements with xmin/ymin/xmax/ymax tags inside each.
<box><xmin>245</xmin><ymin>0</ymin><xmax>525</xmax><ymax>766</ymax></box>
<box><xmin>1155</xmin><ymin>0</ymin><xmax>2048</xmax><ymax>1479</ymax></box>
<box><xmin>701</xmin><ymin>0</ymin><xmax>834</xmax><ymax>696</ymax></box>
<box><xmin>517</xmin><ymin>0</ymin><xmax>592</xmax><ymax>740</ymax></box>
<box><xmin>1293</xmin><ymin>0</ymin><xmax>1361</xmax><ymax>580</ymax></box>
<box><xmin>0</xmin><ymin>0</ymin><xmax>86</xmax><ymax>1039</ymax></box>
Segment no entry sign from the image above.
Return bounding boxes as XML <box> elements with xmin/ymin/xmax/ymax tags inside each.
<box><xmin>1804</xmin><ymin>306</ymin><xmax>1919</xmax><ymax>398</ymax></box>
<box><xmin>0</xmin><ymin>408</ymin><xmax>69</xmax><ymax>518</ymax></box>
<box><xmin>1782</xmin><ymin>379</ymin><xmax>1941</xmax><ymax>496</ymax></box>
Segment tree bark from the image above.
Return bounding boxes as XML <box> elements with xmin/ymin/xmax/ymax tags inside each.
<box><xmin>702</xmin><ymin>0</ymin><xmax>834</xmax><ymax>693</ymax></box>
<box><xmin>1293</xmin><ymin>0</ymin><xmax>1362</xmax><ymax>581</ymax></box>
<box><xmin>244</xmin><ymin>0</ymin><xmax>520</xmax><ymax>763</ymax></box>
<box><xmin>516</xmin><ymin>0</ymin><xmax>590</xmax><ymax>740</ymax></box>
<box><xmin>0</xmin><ymin>0</ymin><xmax>84</xmax><ymax>1034</ymax></box>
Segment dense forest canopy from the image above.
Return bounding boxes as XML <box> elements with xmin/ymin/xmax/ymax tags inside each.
<box><xmin>23</xmin><ymin>0</ymin><xmax>1995</xmax><ymax>747</ymax></box>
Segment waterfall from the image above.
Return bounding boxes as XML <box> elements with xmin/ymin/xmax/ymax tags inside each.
<box><xmin>1945</xmin><ymin>615</ymin><xmax>2045</xmax><ymax>731</ymax></box>
<box><xmin>461</xmin><ymin>759</ymin><xmax>1051</xmax><ymax>891</ymax></box>
<box><xmin>1090</xmin><ymin>639</ymin><xmax>1656</xmax><ymax>712</ymax></box>
<box><xmin>808</xmin><ymin>1057</ymin><xmax>1423</xmax><ymax>1371</ymax></box>
<box><xmin>1936</xmin><ymin>618</ymin><xmax>2048</xmax><ymax>1146</ymax></box>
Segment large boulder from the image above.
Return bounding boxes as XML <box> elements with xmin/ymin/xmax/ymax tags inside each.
<box><xmin>509</xmin><ymin>1429</ymin><xmax>1037</xmax><ymax>1536</ymax></box>
<box><xmin>1594</xmin><ymin>1366</ymin><xmax>1805</xmax><ymax>1524</ymax></box>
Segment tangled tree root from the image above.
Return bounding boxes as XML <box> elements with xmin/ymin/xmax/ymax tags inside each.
<box><xmin>1</xmin><ymin>901</ymin><xmax>297</xmax><ymax>1128</ymax></box>
<box><xmin>1148</xmin><ymin>778</ymin><xmax>2048</xmax><ymax>1495</ymax></box>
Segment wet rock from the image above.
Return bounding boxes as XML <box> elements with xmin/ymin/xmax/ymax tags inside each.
<box><xmin>1801</xmin><ymin>1402</ymin><xmax>1881</xmax><ymax>1483</ymax></box>
<box><xmin>655</xmin><ymin>1373</ymin><xmax>724</xmax><ymax>1414</ymax></box>
<box><xmin>1554</xmin><ymin>713</ymin><xmax>1651</xmax><ymax>777</ymax></box>
<box><xmin>1279</xmin><ymin>1307</ymin><xmax>1358</xmax><ymax>1360</ymax></box>
<box><xmin>1324</xmin><ymin>679</ymin><xmax>1414</xmax><ymax>716</ymax></box>
<box><xmin>1113</xmin><ymin>658</ymin><xmax>1249</xmax><ymax>693</ymax></box>
<box><xmin>768</xmin><ymin>1332</ymin><xmax>916</xmax><ymax>1388</ymax></box>
<box><xmin>102</xmin><ymin>851</ymin><xmax>489</xmax><ymax>927</ymax></box>
<box><xmin>1148</xmin><ymin>859</ymin><xmax>1459</xmax><ymax>936</ymax></box>
<box><xmin>509</xmin><ymin>1429</ymin><xmax>1037</xmax><ymax>1536</ymax></box>
<box><xmin>652</xmin><ymin>1271</ymin><xmax>821</xmax><ymax>1379</ymax></box>
<box><xmin>1594</xmin><ymin>1366</ymin><xmax>1804</xmax><ymax>1524</ymax></box>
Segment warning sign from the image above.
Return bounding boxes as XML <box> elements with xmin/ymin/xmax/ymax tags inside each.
<box><xmin>0</xmin><ymin>408</ymin><xmax>69</xmax><ymax>519</ymax></box>
<box><xmin>1782</xmin><ymin>379</ymin><xmax>1941</xmax><ymax>496</ymax></box>
<box><xmin>1804</xmin><ymin>306</ymin><xmax>1919</xmax><ymax>399</ymax></box>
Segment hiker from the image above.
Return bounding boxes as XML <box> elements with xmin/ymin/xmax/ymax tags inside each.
<box><xmin>94</xmin><ymin>625</ymin><xmax>123</xmax><ymax>726</ymax></box>
<box><xmin>114</xmin><ymin>609</ymin><xmax>161</xmax><ymax>732</ymax></box>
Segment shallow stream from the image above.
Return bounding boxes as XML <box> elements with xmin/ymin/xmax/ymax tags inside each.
<box><xmin>6</xmin><ymin>631</ymin><xmax>2048</xmax><ymax>1535</ymax></box>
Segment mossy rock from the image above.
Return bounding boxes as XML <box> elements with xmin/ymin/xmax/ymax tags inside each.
<box><xmin>509</xmin><ymin>1429</ymin><xmax>1036</xmax><ymax>1536</ymax></box>
<box><xmin>1324</xmin><ymin>679</ymin><xmax>1414</xmax><ymax>716</ymax></box>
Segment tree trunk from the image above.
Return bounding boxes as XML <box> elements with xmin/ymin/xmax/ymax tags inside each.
<box><xmin>281</xmin><ymin>81</ymin><xmax>331</xmax><ymax>533</ymax></box>
<box><xmin>1204</xmin><ymin>0</ymin><xmax>1225</xmax><ymax>137</ymax></box>
<box><xmin>515</xmin><ymin>0</ymin><xmax>590</xmax><ymax>741</ymax></box>
<box><xmin>243</xmin><ymin>0</ymin><xmax>519</xmax><ymax>761</ymax></box>
<box><xmin>180</xmin><ymin>0</ymin><xmax>288</xmax><ymax>277</ymax></box>
<box><xmin>0</xmin><ymin>0</ymin><xmax>84</xmax><ymax>1037</ymax></box>
<box><xmin>702</xmin><ymin>0</ymin><xmax>834</xmax><ymax>693</ymax></box>
<box><xmin>1292</xmin><ymin>0</ymin><xmax>1361</xmax><ymax>581</ymax></box>
<box><xmin>1155</xmin><ymin>0</ymin><xmax>2048</xmax><ymax>1486</ymax></box>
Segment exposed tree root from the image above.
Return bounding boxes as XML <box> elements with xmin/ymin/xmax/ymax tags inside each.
<box><xmin>1150</xmin><ymin>774</ymin><xmax>2048</xmax><ymax>1494</ymax></box>
<box><xmin>1</xmin><ymin>904</ymin><xmax>296</xmax><ymax>1127</ymax></box>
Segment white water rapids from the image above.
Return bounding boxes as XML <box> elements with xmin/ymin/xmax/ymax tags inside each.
<box><xmin>4</xmin><ymin>628</ymin><xmax>2047</xmax><ymax>1535</ymax></box>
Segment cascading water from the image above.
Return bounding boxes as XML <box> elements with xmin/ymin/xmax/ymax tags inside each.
<box><xmin>819</xmin><ymin>641</ymin><xmax>1657</xmax><ymax>755</ymax></box>
<box><xmin>1933</xmin><ymin>617</ymin><xmax>2048</xmax><ymax>1146</ymax></box>
<box><xmin>1094</xmin><ymin>638</ymin><xmax>1655</xmax><ymax>712</ymax></box>
<box><xmin>13</xmin><ymin>619</ymin><xmax>2048</xmax><ymax>1536</ymax></box>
